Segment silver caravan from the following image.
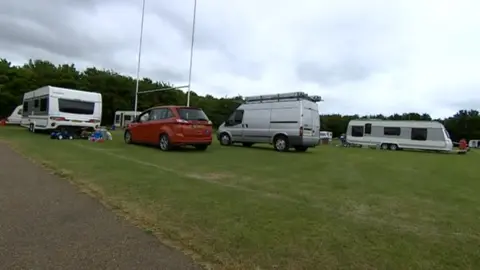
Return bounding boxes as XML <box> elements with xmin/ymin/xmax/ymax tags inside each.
<box><xmin>346</xmin><ymin>119</ymin><xmax>453</xmax><ymax>151</ymax></box>
<box><xmin>217</xmin><ymin>92</ymin><xmax>322</xmax><ymax>152</ymax></box>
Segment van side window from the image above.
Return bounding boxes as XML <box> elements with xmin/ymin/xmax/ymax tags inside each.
<box><xmin>34</xmin><ymin>99</ymin><xmax>39</xmax><ymax>108</ymax></box>
<box><xmin>351</xmin><ymin>125</ymin><xmax>364</xmax><ymax>137</ymax></box>
<box><xmin>365</xmin><ymin>123</ymin><xmax>372</xmax><ymax>134</ymax></box>
<box><xmin>384</xmin><ymin>127</ymin><xmax>401</xmax><ymax>136</ymax></box>
<box><xmin>40</xmin><ymin>98</ymin><xmax>48</xmax><ymax>112</ymax></box>
<box><xmin>411</xmin><ymin>128</ymin><xmax>427</xmax><ymax>141</ymax></box>
<box><xmin>233</xmin><ymin>110</ymin><xmax>244</xmax><ymax>123</ymax></box>
<box><xmin>23</xmin><ymin>102</ymin><xmax>28</xmax><ymax>113</ymax></box>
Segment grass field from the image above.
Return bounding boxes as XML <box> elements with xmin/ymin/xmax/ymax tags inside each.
<box><xmin>1</xmin><ymin>125</ymin><xmax>480</xmax><ymax>269</ymax></box>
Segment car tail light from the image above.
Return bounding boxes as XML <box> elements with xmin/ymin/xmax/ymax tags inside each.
<box><xmin>50</xmin><ymin>117</ymin><xmax>66</xmax><ymax>121</ymax></box>
<box><xmin>299</xmin><ymin>126</ymin><xmax>303</xmax><ymax>136</ymax></box>
<box><xmin>87</xmin><ymin>119</ymin><xmax>100</xmax><ymax>123</ymax></box>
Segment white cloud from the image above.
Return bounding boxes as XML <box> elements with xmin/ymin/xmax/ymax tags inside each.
<box><xmin>1</xmin><ymin>0</ymin><xmax>479</xmax><ymax>118</ymax></box>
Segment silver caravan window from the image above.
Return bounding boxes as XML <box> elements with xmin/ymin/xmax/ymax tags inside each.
<box><xmin>384</xmin><ymin>127</ymin><xmax>401</xmax><ymax>136</ymax></box>
<box><xmin>351</xmin><ymin>126</ymin><xmax>364</xmax><ymax>137</ymax></box>
<box><xmin>124</xmin><ymin>115</ymin><xmax>132</xmax><ymax>121</ymax></box>
<box><xmin>23</xmin><ymin>102</ymin><xmax>29</xmax><ymax>113</ymax></box>
<box><xmin>411</xmin><ymin>128</ymin><xmax>427</xmax><ymax>141</ymax></box>
<box><xmin>58</xmin><ymin>99</ymin><xmax>95</xmax><ymax>114</ymax></box>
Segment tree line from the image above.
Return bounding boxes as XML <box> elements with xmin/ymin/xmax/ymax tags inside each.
<box><xmin>1</xmin><ymin>58</ymin><xmax>479</xmax><ymax>141</ymax></box>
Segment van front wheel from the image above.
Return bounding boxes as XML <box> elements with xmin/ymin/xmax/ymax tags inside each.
<box><xmin>220</xmin><ymin>133</ymin><xmax>232</xmax><ymax>146</ymax></box>
<box><xmin>273</xmin><ymin>135</ymin><xmax>289</xmax><ymax>152</ymax></box>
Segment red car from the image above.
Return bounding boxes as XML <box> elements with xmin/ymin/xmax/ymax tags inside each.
<box><xmin>124</xmin><ymin>105</ymin><xmax>213</xmax><ymax>151</ymax></box>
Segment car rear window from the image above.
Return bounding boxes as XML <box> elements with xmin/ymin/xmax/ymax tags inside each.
<box><xmin>177</xmin><ymin>108</ymin><xmax>209</xmax><ymax>121</ymax></box>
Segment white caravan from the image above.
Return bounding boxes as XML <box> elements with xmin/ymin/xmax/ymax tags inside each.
<box><xmin>114</xmin><ymin>111</ymin><xmax>140</xmax><ymax>128</ymax></box>
<box><xmin>21</xmin><ymin>86</ymin><xmax>102</xmax><ymax>132</ymax></box>
<box><xmin>346</xmin><ymin>119</ymin><xmax>453</xmax><ymax>151</ymax></box>
<box><xmin>319</xmin><ymin>131</ymin><xmax>333</xmax><ymax>141</ymax></box>
<box><xmin>217</xmin><ymin>92</ymin><xmax>322</xmax><ymax>152</ymax></box>
<box><xmin>469</xmin><ymin>140</ymin><xmax>480</xmax><ymax>148</ymax></box>
<box><xmin>6</xmin><ymin>105</ymin><xmax>22</xmax><ymax>125</ymax></box>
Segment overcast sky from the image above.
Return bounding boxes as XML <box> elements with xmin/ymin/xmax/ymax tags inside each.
<box><xmin>0</xmin><ymin>0</ymin><xmax>479</xmax><ymax>118</ymax></box>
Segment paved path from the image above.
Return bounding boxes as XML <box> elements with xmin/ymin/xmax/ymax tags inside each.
<box><xmin>0</xmin><ymin>143</ymin><xmax>200</xmax><ymax>270</ymax></box>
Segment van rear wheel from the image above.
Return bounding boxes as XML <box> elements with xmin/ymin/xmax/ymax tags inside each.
<box><xmin>273</xmin><ymin>135</ymin><xmax>289</xmax><ymax>152</ymax></box>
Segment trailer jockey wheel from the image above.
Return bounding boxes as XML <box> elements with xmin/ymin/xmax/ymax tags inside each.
<box><xmin>58</xmin><ymin>135</ymin><xmax>63</xmax><ymax>140</ymax></box>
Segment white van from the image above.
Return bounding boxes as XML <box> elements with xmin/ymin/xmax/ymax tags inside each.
<box><xmin>217</xmin><ymin>92</ymin><xmax>322</xmax><ymax>152</ymax></box>
<box><xmin>21</xmin><ymin>86</ymin><xmax>102</xmax><ymax>133</ymax></box>
<box><xmin>6</xmin><ymin>105</ymin><xmax>22</xmax><ymax>125</ymax></box>
<box><xmin>346</xmin><ymin>119</ymin><xmax>453</xmax><ymax>151</ymax></box>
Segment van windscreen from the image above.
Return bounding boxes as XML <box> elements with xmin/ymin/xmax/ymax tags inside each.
<box><xmin>177</xmin><ymin>108</ymin><xmax>209</xmax><ymax>121</ymax></box>
<box><xmin>58</xmin><ymin>99</ymin><xmax>95</xmax><ymax>115</ymax></box>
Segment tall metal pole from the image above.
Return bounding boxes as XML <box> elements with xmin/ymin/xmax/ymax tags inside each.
<box><xmin>186</xmin><ymin>0</ymin><xmax>197</xmax><ymax>107</ymax></box>
<box><xmin>134</xmin><ymin>0</ymin><xmax>146</xmax><ymax>116</ymax></box>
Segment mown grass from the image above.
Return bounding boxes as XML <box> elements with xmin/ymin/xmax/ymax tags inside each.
<box><xmin>1</xmin><ymin>125</ymin><xmax>479</xmax><ymax>269</ymax></box>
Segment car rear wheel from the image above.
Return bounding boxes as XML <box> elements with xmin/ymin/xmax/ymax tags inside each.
<box><xmin>124</xmin><ymin>131</ymin><xmax>133</xmax><ymax>144</ymax></box>
<box><xmin>159</xmin><ymin>134</ymin><xmax>171</xmax><ymax>151</ymax></box>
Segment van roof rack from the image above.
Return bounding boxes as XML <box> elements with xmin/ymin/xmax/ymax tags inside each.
<box><xmin>244</xmin><ymin>92</ymin><xmax>323</xmax><ymax>103</ymax></box>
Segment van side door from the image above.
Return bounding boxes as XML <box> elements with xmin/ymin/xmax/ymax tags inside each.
<box><xmin>225</xmin><ymin>110</ymin><xmax>244</xmax><ymax>142</ymax></box>
<box><xmin>242</xmin><ymin>108</ymin><xmax>271</xmax><ymax>143</ymax></box>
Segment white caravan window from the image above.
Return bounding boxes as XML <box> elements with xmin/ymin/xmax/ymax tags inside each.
<box><xmin>17</xmin><ymin>109</ymin><xmax>22</xmax><ymax>115</ymax></box>
<box><xmin>58</xmin><ymin>99</ymin><xmax>95</xmax><ymax>115</ymax></box>
<box><xmin>411</xmin><ymin>128</ymin><xmax>427</xmax><ymax>141</ymax></box>
<box><xmin>384</xmin><ymin>127</ymin><xmax>401</xmax><ymax>136</ymax></box>
<box><xmin>351</xmin><ymin>126</ymin><xmax>364</xmax><ymax>137</ymax></box>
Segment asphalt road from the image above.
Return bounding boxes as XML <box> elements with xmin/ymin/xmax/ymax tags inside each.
<box><xmin>0</xmin><ymin>142</ymin><xmax>200</xmax><ymax>270</ymax></box>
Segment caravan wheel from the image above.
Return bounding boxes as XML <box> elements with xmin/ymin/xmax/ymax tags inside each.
<box><xmin>380</xmin><ymin>144</ymin><xmax>389</xmax><ymax>150</ymax></box>
<box><xmin>389</xmin><ymin>144</ymin><xmax>398</xmax><ymax>151</ymax></box>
